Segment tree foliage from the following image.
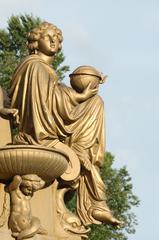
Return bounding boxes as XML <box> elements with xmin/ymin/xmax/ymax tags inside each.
<box><xmin>0</xmin><ymin>14</ymin><xmax>69</xmax><ymax>90</ymax></box>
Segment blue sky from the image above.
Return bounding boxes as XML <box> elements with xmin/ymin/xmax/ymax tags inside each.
<box><xmin>0</xmin><ymin>0</ymin><xmax>158</xmax><ymax>239</ymax></box>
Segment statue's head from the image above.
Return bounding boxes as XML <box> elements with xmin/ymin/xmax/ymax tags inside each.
<box><xmin>20</xmin><ymin>174</ymin><xmax>45</xmax><ymax>196</ymax></box>
<box><xmin>27</xmin><ymin>22</ymin><xmax>63</xmax><ymax>55</ymax></box>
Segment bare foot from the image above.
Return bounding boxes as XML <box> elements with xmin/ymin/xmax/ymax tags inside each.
<box><xmin>92</xmin><ymin>209</ymin><xmax>123</xmax><ymax>226</ymax></box>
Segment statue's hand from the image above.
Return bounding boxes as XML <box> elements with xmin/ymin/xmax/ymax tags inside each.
<box><xmin>5</xmin><ymin>175</ymin><xmax>22</xmax><ymax>192</ymax></box>
<box><xmin>0</xmin><ymin>108</ymin><xmax>20</xmax><ymax>124</ymax></box>
<box><xmin>74</xmin><ymin>82</ymin><xmax>98</xmax><ymax>103</ymax></box>
<box><xmin>13</xmin><ymin>175</ymin><xmax>22</xmax><ymax>182</ymax></box>
<box><xmin>82</xmin><ymin>82</ymin><xmax>98</xmax><ymax>100</ymax></box>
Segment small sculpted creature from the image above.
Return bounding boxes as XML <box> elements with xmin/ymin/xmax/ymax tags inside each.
<box><xmin>5</xmin><ymin>175</ymin><xmax>47</xmax><ymax>240</ymax></box>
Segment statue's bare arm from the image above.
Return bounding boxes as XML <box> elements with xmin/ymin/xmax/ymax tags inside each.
<box><xmin>5</xmin><ymin>175</ymin><xmax>22</xmax><ymax>193</ymax></box>
<box><xmin>0</xmin><ymin>87</ymin><xmax>19</xmax><ymax>123</ymax></box>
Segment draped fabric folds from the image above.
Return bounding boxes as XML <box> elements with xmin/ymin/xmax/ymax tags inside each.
<box><xmin>10</xmin><ymin>54</ymin><xmax>109</xmax><ymax>225</ymax></box>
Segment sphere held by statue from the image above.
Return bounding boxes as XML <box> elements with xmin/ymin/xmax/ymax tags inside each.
<box><xmin>70</xmin><ymin>65</ymin><xmax>103</xmax><ymax>93</ymax></box>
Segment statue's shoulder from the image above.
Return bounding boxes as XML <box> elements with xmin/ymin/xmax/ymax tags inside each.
<box><xmin>14</xmin><ymin>55</ymin><xmax>49</xmax><ymax>76</ymax></box>
<box><xmin>24</xmin><ymin>55</ymin><xmax>57</xmax><ymax>77</ymax></box>
<box><xmin>20</xmin><ymin>55</ymin><xmax>45</xmax><ymax>68</ymax></box>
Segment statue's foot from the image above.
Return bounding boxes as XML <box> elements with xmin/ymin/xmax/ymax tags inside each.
<box><xmin>92</xmin><ymin>209</ymin><xmax>123</xmax><ymax>226</ymax></box>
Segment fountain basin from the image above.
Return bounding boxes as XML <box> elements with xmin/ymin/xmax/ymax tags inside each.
<box><xmin>0</xmin><ymin>145</ymin><xmax>69</xmax><ymax>183</ymax></box>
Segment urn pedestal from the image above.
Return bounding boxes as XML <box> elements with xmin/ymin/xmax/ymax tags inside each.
<box><xmin>0</xmin><ymin>145</ymin><xmax>82</xmax><ymax>240</ymax></box>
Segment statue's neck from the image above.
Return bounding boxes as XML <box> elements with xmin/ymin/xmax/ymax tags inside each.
<box><xmin>37</xmin><ymin>52</ymin><xmax>54</xmax><ymax>65</ymax></box>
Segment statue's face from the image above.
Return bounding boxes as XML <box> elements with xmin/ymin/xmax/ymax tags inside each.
<box><xmin>20</xmin><ymin>182</ymin><xmax>33</xmax><ymax>197</ymax></box>
<box><xmin>38</xmin><ymin>29</ymin><xmax>60</xmax><ymax>56</ymax></box>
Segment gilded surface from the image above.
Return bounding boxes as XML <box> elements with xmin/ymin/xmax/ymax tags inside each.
<box><xmin>0</xmin><ymin>87</ymin><xmax>12</xmax><ymax>146</ymax></box>
<box><xmin>0</xmin><ymin>22</ymin><xmax>121</xmax><ymax>239</ymax></box>
<box><xmin>5</xmin><ymin>175</ymin><xmax>46</xmax><ymax>239</ymax></box>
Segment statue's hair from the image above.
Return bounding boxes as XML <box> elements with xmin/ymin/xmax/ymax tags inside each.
<box><xmin>27</xmin><ymin>22</ymin><xmax>63</xmax><ymax>54</ymax></box>
<box><xmin>21</xmin><ymin>174</ymin><xmax>45</xmax><ymax>191</ymax></box>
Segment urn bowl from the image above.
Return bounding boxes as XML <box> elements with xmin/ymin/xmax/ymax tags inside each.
<box><xmin>0</xmin><ymin>145</ymin><xmax>69</xmax><ymax>183</ymax></box>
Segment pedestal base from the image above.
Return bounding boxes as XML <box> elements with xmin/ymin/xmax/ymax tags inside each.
<box><xmin>0</xmin><ymin>182</ymin><xmax>82</xmax><ymax>240</ymax></box>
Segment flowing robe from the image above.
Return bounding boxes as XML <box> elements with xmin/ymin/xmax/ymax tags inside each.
<box><xmin>10</xmin><ymin>54</ymin><xmax>110</xmax><ymax>225</ymax></box>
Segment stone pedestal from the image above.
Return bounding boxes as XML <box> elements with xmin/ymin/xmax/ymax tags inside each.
<box><xmin>0</xmin><ymin>118</ymin><xmax>83</xmax><ymax>240</ymax></box>
<box><xmin>31</xmin><ymin>181</ymin><xmax>81</xmax><ymax>240</ymax></box>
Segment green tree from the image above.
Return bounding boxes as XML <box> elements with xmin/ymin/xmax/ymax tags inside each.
<box><xmin>0</xmin><ymin>14</ymin><xmax>69</xmax><ymax>90</ymax></box>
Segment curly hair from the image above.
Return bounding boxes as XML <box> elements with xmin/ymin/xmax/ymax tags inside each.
<box><xmin>27</xmin><ymin>22</ymin><xmax>63</xmax><ymax>54</ymax></box>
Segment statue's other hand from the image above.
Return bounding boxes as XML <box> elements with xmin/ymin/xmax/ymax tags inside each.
<box><xmin>83</xmin><ymin>82</ymin><xmax>98</xmax><ymax>100</ymax></box>
<box><xmin>0</xmin><ymin>108</ymin><xmax>20</xmax><ymax>124</ymax></box>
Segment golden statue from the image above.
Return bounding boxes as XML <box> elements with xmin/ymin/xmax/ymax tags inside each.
<box><xmin>5</xmin><ymin>175</ymin><xmax>47</xmax><ymax>240</ymax></box>
<box><xmin>0</xmin><ymin>22</ymin><xmax>121</xmax><ymax>240</ymax></box>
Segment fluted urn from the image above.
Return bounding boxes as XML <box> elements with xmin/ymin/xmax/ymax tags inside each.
<box><xmin>0</xmin><ymin>145</ymin><xmax>69</xmax><ymax>183</ymax></box>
